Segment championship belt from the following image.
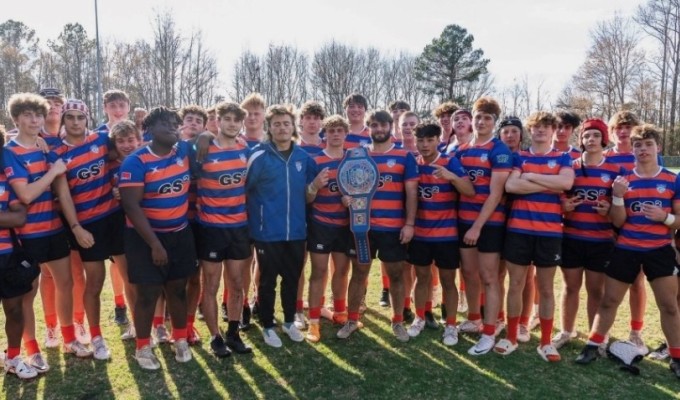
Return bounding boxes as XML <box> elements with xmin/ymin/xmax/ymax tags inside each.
<box><xmin>337</xmin><ymin>146</ymin><xmax>380</xmax><ymax>264</ymax></box>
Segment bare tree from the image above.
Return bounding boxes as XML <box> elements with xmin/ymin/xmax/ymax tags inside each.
<box><xmin>311</xmin><ymin>41</ymin><xmax>361</xmax><ymax>114</ymax></box>
<box><xmin>0</xmin><ymin>19</ymin><xmax>39</xmax><ymax>122</ymax></box>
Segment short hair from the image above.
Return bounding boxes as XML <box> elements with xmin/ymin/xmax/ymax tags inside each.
<box><xmin>400</xmin><ymin>111</ymin><xmax>420</xmax><ymax>123</ymax></box>
<box><xmin>608</xmin><ymin>110</ymin><xmax>640</xmax><ymax>131</ymax></box>
<box><xmin>215</xmin><ymin>101</ymin><xmax>246</xmax><ymax>121</ymax></box>
<box><xmin>110</xmin><ymin>120</ymin><xmax>141</xmax><ymax>141</ymax></box>
<box><xmin>299</xmin><ymin>101</ymin><xmax>326</xmax><ymax>119</ymax></box>
<box><xmin>472</xmin><ymin>97</ymin><xmax>501</xmax><ymax>119</ymax></box>
<box><xmin>206</xmin><ymin>107</ymin><xmax>215</xmax><ymax>115</ymax></box>
<box><xmin>525</xmin><ymin>111</ymin><xmax>558</xmax><ymax>129</ymax></box>
<box><xmin>631</xmin><ymin>123</ymin><xmax>662</xmax><ymax>145</ymax></box>
<box><xmin>241</xmin><ymin>92</ymin><xmax>266</xmax><ymax>110</ymax></box>
<box><xmin>133</xmin><ymin>107</ymin><xmax>147</xmax><ymax>115</ymax></box>
<box><xmin>388</xmin><ymin>100</ymin><xmax>411</xmax><ymax>112</ymax></box>
<box><xmin>322</xmin><ymin>115</ymin><xmax>349</xmax><ymax>132</ymax></box>
<box><xmin>265</xmin><ymin>104</ymin><xmax>298</xmax><ymax>140</ymax></box>
<box><xmin>179</xmin><ymin>105</ymin><xmax>208</xmax><ymax>127</ymax></box>
<box><xmin>8</xmin><ymin>93</ymin><xmax>49</xmax><ymax>120</ymax></box>
<box><xmin>432</xmin><ymin>101</ymin><xmax>459</xmax><ymax>118</ymax></box>
<box><xmin>556</xmin><ymin>111</ymin><xmax>581</xmax><ymax>128</ymax></box>
<box><xmin>365</xmin><ymin>110</ymin><xmax>393</xmax><ymax>126</ymax></box>
<box><xmin>414</xmin><ymin>122</ymin><xmax>442</xmax><ymax>138</ymax></box>
<box><xmin>142</xmin><ymin>106</ymin><xmax>182</xmax><ymax>131</ymax></box>
<box><xmin>343</xmin><ymin>93</ymin><xmax>368</xmax><ymax>110</ymax></box>
<box><xmin>103</xmin><ymin>89</ymin><xmax>130</xmax><ymax>105</ymax></box>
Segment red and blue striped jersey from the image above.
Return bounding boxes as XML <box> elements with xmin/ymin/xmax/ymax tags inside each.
<box><xmin>299</xmin><ymin>138</ymin><xmax>325</xmax><ymax>156</ymax></box>
<box><xmin>48</xmin><ymin>132</ymin><xmax>115</xmax><ymax>224</ymax></box>
<box><xmin>414</xmin><ymin>154</ymin><xmax>465</xmax><ymax>242</ymax></box>
<box><xmin>617</xmin><ymin>168</ymin><xmax>680</xmax><ymax>251</ymax></box>
<box><xmin>310</xmin><ymin>151</ymin><xmax>348</xmax><ymax>227</ymax></box>
<box><xmin>455</xmin><ymin>138</ymin><xmax>513</xmax><ymax>226</ymax></box>
<box><xmin>604</xmin><ymin>148</ymin><xmax>664</xmax><ymax>171</ymax></box>
<box><xmin>2</xmin><ymin>140</ymin><xmax>63</xmax><ymax>239</ymax></box>
<box><xmin>564</xmin><ymin>158</ymin><xmax>624</xmax><ymax>242</ymax></box>
<box><xmin>0</xmin><ymin>173</ymin><xmax>19</xmax><ymax>255</ymax></box>
<box><xmin>194</xmin><ymin>140</ymin><xmax>249</xmax><ymax>228</ymax></box>
<box><xmin>554</xmin><ymin>146</ymin><xmax>581</xmax><ymax>161</ymax></box>
<box><xmin>345</xmin><ymin>127</ymin><xmax>371</xmax><ymax>149</ymax></box>
<box><xmin>238</xmin><ymin>134</ymin><xmax>261</xmax><ymax>149</ymax></box>
<box><xmin>370</xmin><ymin>146</ymin><xmax>419</xmax><ymax>232</ymax></box>
<box><xmin>507</xmin><ymin>149</ymin><xmax>573</xmax><ymax>237</ymax></box>
<box><xmin>119</xmin><ymin>141</ymin><xmax>192</xmax><ymax>233</ymax></box>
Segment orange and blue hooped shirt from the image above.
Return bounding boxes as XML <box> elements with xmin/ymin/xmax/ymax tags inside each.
<box><xmin>310</xmin><ymin>151</ymin><xmax>348</xmax><ymax>228</ymax></box>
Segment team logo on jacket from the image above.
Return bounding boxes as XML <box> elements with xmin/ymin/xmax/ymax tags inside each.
<box><xmin>176</xmin><ymin>157</ymin><xmax>184</xmax><ymax>167</ymax></box>
<box><xmin>657</xmin><ymin>184</ymin><xmax>666</xmax><ymax>193</ymax></box>
<box><xmin>601</xmin><ymin>174</ymin><xmax>611</xmax><ymax>183</ymax></box>
<box><xmin>90</xmin><ymin>144</ymin><xmax>99</xmax><ymax>153</ymax></box>
<box><xmin>295</xmin><ymin>161</ymin><xmax>302</xmax><ymax>172</ymax></box>
<box><xmin>480</xmin><ymin>153</ymin><xmax>488</xmax><ymax>163</ymax></box>
<box><xmin>547</xmin><ymin>160</ymin><xmax>557</xmax><ymax>169</ymax></box>
<box><xmin>387</xmin><ymin>159</ymin><xmax>396</xmax><ymax>168</ymax></box>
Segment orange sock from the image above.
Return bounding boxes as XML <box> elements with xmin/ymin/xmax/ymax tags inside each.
<box><xmin>588</xmin><ymin>332</ymin><xmax>606</xmax><ymax>344</ymax></box>
<box><xmin>392</xmin><ymin>315</ymin><xmax>404</xmax><ymax>323</ymax></box>
<box><xmin>416</xmin><ymin>308</ymin><xmax>425</xmax><ymax>319</ymax></box>
<box><xmin>482</xmin><ymin>324</ymin><xmax>495</xmax><ymax>336</ymax></box>
<box><xmin>172</xmin><ymin>327</ymin><xmax>187</xmax><ymax>342</ymax></box>
<box><xmin>425</xmin><ymin>301</ymin><xmax>433</xmax><ymax>312</ymax></box>
<box><xmin>467</xmin><ymin>312</ymin><xmax>482</xmax><ymax>321</ymax></box>
<box><xmin>7</xmin><ymin>347</ymin><xmax>20</xmax><ymax>359</ymax></box>
<box><xmin>446</xmin><ymin>316</ymin><xmax>457</xmax><ymax>326</ymax></box>
<box><xmin>61</xmin><ymin>325</ymin><xmax>76</xmax><ymax>344</ymax></box>
<box><xmin>24</xmin><ymin>339</ymin><xmax>40</xmax><ymax>356</ymax></box>
<box><xmin>90</xmin><ymin>325</ymin><xmax>102</xmax><ymax>339</ymax></box>
<box><xmin>404</xmin><ymin>297</ymin><xmax>411</xmax><ymax>309</ymax></box>
<box><xmin>74</xmin><ymin>311</ymin><xmax>85</xmax><ymax>325</ymax></box>
<box><xmin>309</xmin><ymin>307</ymin><xmax>321</xmax><ymax>320</ymax></box>
<box><xmin>334</xmin><ymin>299</ymin><xmax>347</xmax><ymax>313</ymax></box>
<box><xmin>631</xmin><ymin>320</ymin><xmax>644</xmax><ymax>331</ymax></box>
<box><xmin>114</xmin><ymin>294</ymin><xmax>125</xmax><ymax>308</ymax></box>
<box><xmin>539</xmin><ymin>318</ymin><xmax>553</xmax><ymax>346</ymax></box>
<box><xmin>519</xmin><ymin>315</ymin><xmax>530</xmax><ymax>326</ymax></box>
<box><xmin>348</xmin><ymin>312</ymin><xmax>360</xmax><ymax>322</ymax></box>
<box><xmin>153</xmin><ymin>316</ymin><xmax>164</xmax><ymax>327</ymax></box>
<box><xmin>296</xmin><ymin>300</ymin><xmax>304</xmax><ymax>312</ymax></box>
<box><xmin>669</xmin><ymin>347</ymin><xmax>680</xmax><ymax>359</ymax></box>
<box><xmin>136</xmin><ymin>337</ymin><xmax>151</xmax><ymax>350</ymax></box>
<box><xmin>45</xmin><ymin>313</ymin><xmax>58</xmax><ymax>328</ymax></box>
<box><xmin>507</xmin><ymin>316</ymin><xmax>520</xmax><ymax>344</ymax></box>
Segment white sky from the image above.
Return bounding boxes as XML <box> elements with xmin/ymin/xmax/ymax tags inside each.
<box><xmin>7</xmin><ymin>0</ymin><xmax>646</xmax><ymax>103</ymax></box>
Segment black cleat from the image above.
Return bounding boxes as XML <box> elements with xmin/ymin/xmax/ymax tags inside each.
<box><xmin>114</xmin><ymin>306</ymin><xmax>129</xmax><ymax>326</ymax></box>
<box><xmin>240</xmin><ymin>304</ymin><xmax>252</xmax><ymax>331</ymax></box>
<box><xmin>221</xmin><ymin>303</ymin><xmax>228</xmax><ymax>322</ymax></box>
<box><xmin>226</xmin><ymin>334</ymin><xmax>253</xmax><ymax>354</ymax></box>
<box><xmin>210</xmin><ymin>335</ymin><xmax>232</xmax><ymax>358</ymax></box>
<box><xmin>424</xmin><ymin>311</ymin><xmax>439</xmax><ymax>329</ymax></box>
<box><xmin>379</xmin><ymin>289</ymin><xmax>390</xmax><ymax>307</ymax></box>
<box><xmin>403</xmin><ymin>308</ymin><xmax>415</xmax><ymax>324</ymax></box>
<box><xmin>575</xmin><ymin>344</ymin><xmax>600</xmax><ymax>365</ymax></box>
<box><xmin>670</xmin><ymin>360</ymin><xmax>680</xmax><ymax>379</ymax></box>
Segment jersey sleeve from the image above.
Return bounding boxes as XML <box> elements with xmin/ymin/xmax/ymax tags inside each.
<box><xmin>446</xmin><ymin>156</ymin><xmax>466</xmax><ymax>178</ymax></box>
<box><xmin>404</xmin><ymin>152</ymin><xmax>419</xmax><ymax>180</ymax></box>
<box><xmin>559</xmin><ymin>153</ymin><xmax>573</xmax><ymax>170</ymax></box>
<box><xmin>491</xmin><ymin>142</ymin><xmax>513</xmax><ymax>171</ymax></box>
<box><xmin>674</xmin><ymin>173</ymin><xmax>680</xmax><ymax>201</ymax></box>
<box><xmin>119</xmin><ymin>154</ymin><xmax>145</xmax><ymax>187</ymax></box>
<box><xmin>2</xmin><ymin>148</ymin><xmax>29</xmax><ymax>184</ymax></box>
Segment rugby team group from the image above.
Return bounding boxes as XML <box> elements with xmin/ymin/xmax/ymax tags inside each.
<box><xmin>1</xmin><ymin>87</ymin><xmax>679</xmax><ymax>381</ymax></box>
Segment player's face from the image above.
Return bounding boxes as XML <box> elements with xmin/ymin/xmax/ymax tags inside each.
<box><xmin>269</xmin><ymin>114</ymin><xmax>294</xmax><ymax>145</ymax></box>
<box><xmin>150</xmin><ymin>116</ymin><xmax>180</xmax><ymax>147</ymax></box>
<box><xmin>218</xmin><ymin>113</ymin><xmax>243</xmax><ymax>139</ymax></box>
<box><xmin>473</xmin><ymin>112</ymin><xmax>495</xmax><ymax>136</ymax></box>
<box><xmin>325</xmin><ymin>126</ymin><xmax>347</xmax><ymax>148</ymax></box>
<box><xmin>582</xmin><ymin>129</ymin><xmax>604</xmax><ymax>153</ymax></box>
<box><xmin>114</xmin><ymin>135</ymin><xmax>141</xmax><ymax>159</ymax></box>
<box><xmin>438</xmin><ymin>113</ymin><xmax>452</xmax><ymax>133</ymax></box>
<box><xmin>62</xmin><ymin>110</ymin><xmax>88</xmax><ymax>137</ymax></box>
<box><xmin>104</xmin><ymin>100</ymin><xmax>130</xmax><ymax>123</ymax></box>
<box><xmin>369</xmin><ymin>120</ymin><xmax>392</xmax><ymax>143</ymax></box>
<box><xmin>182</xmin><ymin>113</ymin><xmax>205</xmax><ymax>140</ymax></box>
<box><xmin>632</xmin><ymin>138</ymin><xmax>658</xmax><ymax>163</ymax></box>
<box><xmin>416</xmin><ymin>136</ymin><xmax>439</xmax><ymax>158</ymax></box>
<box><xmin>300</xmin><ymin>114</ymin><xmax>322</xmax><ymax>135</ymax></box>
<box><xmin>206</xmin><ymin>112</ymin><xmax>218</xmax><ymax>134</ymax></box>
<box><xmin>134</xmin><ymin>110</ymin><xmax>147</xmax><ymax>128</ymax></box>
<box><xmin>555</xmin><ymin>123</ymin><xmax>573</xmax><ymax>144</ymax></box>
<box><xmin>500</xmin><ymin>126</ymin><xmax>521</xmax><ymax>152</ymax></box>
<box><xmin>400</xmin><ymin>116</ymin><xmax>418</xmax><ymax>136</ymax></box>
<box><xmin>614</xmin><ymin>124</ymin><xmax>632</xmax><ymax>145</ymax></box>
<box><xmin>453</xmin><ymin>113</ymin><xmax>471</xmax><ymax>135</ymax></box>
<box><xmin>345</xmin><ymin>102</ymin><xmax>366</xmax><ymax>126</ymax></box>
<box><xmin>244</xmin><ymin>106</ymin><xmax>265</xmax><ymax>131</ymax></box>
<box><xmin>46</xmin><ymin>97</ymin><xmax>64</xmax><ymax>126</ymax></box>
<box><xmin>391</xmin><ymin>108</ymin><xmax>407</xmax><ymax>124</ymax></box>
<box><xmin>13</xmin><ymin>109</ymin><xmax>44</xmax><ymax>136</ymax></box>
<box><xmin>530</xmin><ymin>123</ymin><xmax>554</xmax><ymax>145</ymax></box>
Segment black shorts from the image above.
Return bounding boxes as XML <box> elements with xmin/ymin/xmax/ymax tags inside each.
<box><xmin>561</xmin><ymin>238</ymin><xmax>613</xmax><ymax>273</ymax></box>
<box><xmin>0</xmin><ymin>253</ymin><xmax>34</xmax><ymax>299</ymax></box>
<box><xmin>68</xmin><ymin>211</ymin><xmax>125</xmax><ymax>262</ymax></box>
<box><xmin>606</xmin><ymin>245</ymin><xmax>678</xmax><ymax>284</ymax></box>
<box><xmin>503</xmin><ymin>231</ymin><xmax>562</xmax><ymax>268</ymax></box>
<box><xmin>347</xmin><ymin>230</ymin><xmax>406</xmax><ymax>263</ymax></box>
<box><xmin>407</xmin><ymin>240</ymin><xmax>459</xmax><ymax>270</ymax></box>
<box><xmin>459</xmin><ymin>223</ymin><xmax>505</xmax><ymax>253</ymax></box>
<box><xmin>21</xmin><ymin>231</ymin><xmax>70</xmax><ymax>264</ymax></box>
<box><xmin>197</xmin><ymin>225</ymin><xmax>251</xmax><ymax>261</ymax></box>
<box><xmin>124</xmin><ymin>226</ymin><xmax>198</xmax><ymax>285</ymax></box>
<box><xmin>307</xmin><ymin>220</ymin><xmax>351</xmax><ymax>254</ymax></box>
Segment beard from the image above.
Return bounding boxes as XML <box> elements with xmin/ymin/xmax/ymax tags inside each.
<box><xmin>371</xmin><ymin>131</ymin><xmax>391</xmax><ymax>144</ymax></box>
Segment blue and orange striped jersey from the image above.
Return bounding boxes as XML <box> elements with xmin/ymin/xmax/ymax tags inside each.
<box><xmin>48</xmin><ymin>132</ymin><xmax>115</xmax><ymax>224</ymax></box>
<box><xmin>414</xmin><ymin>154</ymin><xmax>466</xmax><ymax>242</ymax></box>
<box><xmin>369</xmin><ymin>146</ymin><xmax>419</xmax><ymax>232</ymax></box>
<box><xmin>6</xmin><ymin>128</ymin><xmax>62</xmax><ymax>150</ymax></box>
<box><xmin>564</xmin><ymin>157</ymin><xmax>624</xmax><ymax>242</ymax></box>
<box><xmin>455</xmin><ymin>137</ymin><xmax>513</xmax><ymax>226</ymax></box>
<box><xmin>193</xmin><ymin>140</ymin><xmax>249</xmax><ymax>228</ymax></box>
<box><xmin>616</xmin><ymin>168</ymin><xmax>680</xmax><ymax>251</ymax></box>
<box><xmin>345</xmin><ymin>126</ymin><xmax>371</xmax><ymax>149</ymax></box>
<box><xmin>0</xmin><ymin>173</ymin><xmax>19</xmax><ymax>255</ymax></box>
<box><xmin>604</xmin><ymin>148</ymin><xmax>664</xmax><ymax>171</ymax></box>
<box><xmin>299</xmin><ymin>138</ymin><xmax>325</xmax><ymax>156</ymax></box>
<box><xmin>238</xmin><ymin>134</ymin><xmax>262</xmax><ymax>149</ymax></box>
<box><xmin>507</xmin><ymin>149</ymin><xmax>573</xmax><ymax>237</ymax></box>
<box><xmin>310</xmin><ymin>151</ymin><xmax>348</xmax><ymax>227</ymax></box>
<box><xmin>2</xmin><ymin>140</ymin><xmax>63</xmax><ymax>239</ymax></box>
<box><xmin>119</xmin><ymin>141</ymin><xmax>192</xmax><ymax>233</ymax></box>
<box><xmin>553</xmin><ymin>145</ymin><xmax>581</xmax><ymax>161</ymax></box>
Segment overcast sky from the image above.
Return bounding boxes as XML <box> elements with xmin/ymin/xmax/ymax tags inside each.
<box><xmin>7</xmin><ymin>0</ymin><xmax>647</xmax><ymax>104</ymax></box>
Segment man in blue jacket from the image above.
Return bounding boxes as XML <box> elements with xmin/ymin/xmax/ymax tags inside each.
<box><xmin>246</xmin><ymin>104</ymin><xmax>328</xmax><ymax>348</ymax></box>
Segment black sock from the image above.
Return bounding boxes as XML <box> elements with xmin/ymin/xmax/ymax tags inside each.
<box><xmin>227</xmin><ymin>321</ymin><xmax>239</xmax><ymax>337</ymax></box>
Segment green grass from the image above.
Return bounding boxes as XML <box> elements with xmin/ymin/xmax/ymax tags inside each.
<box><xmin>1</xmin><ymin>261</ymin><xmax>679</xmax><ymax>400</ymax></box>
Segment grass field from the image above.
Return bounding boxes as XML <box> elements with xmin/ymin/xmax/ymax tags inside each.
<box><xmin>0</xmin><ymin>260</ymin><xmax>679</xmax><ymax>400</ymax></box>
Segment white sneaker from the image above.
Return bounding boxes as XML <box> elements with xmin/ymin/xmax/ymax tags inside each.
<box><xmin>64</xmin><ymin>340</ymin><xmax>93</xmax><ymax>358</ymax></box>
<box><xmin>458</xmin><ymin>319</ymin><xmax>482</xmax><ymax>334</ymax></box>
<box><xmin>154</xmin><ymin>325</ymin><xmax>169</xmax><ymax>344</ymax></box>
<box><xmin>468</xmin><ymin>334</ymin><xmax>495</xmax><ymax>356</ymax></box>
<box><xmin>494</xmin><ymin>338</ymin><xmax>519</xmax><ymax>355</ymax></box>
<box><xmin>551</xmin><ymin>331</ymin><xmax>577</xmax><ymax>349</ymax></box>
<box><xmin>121</xmin><ymin>325</ymin><xmax>136</xmax><ymax>341</ymax></box>
<box><xmin>407</xmin><ymin>317</ymin><xmax>426</xmax><ymax>338</ymax></box>
<box><xmin>392</xmin><ymin>322</ymin><xmax>410</xmax><ymax>342</ymax></box>
<box><xmin>517</xmin><ymin>325</ymin><xmax>531</xmax><ymax>343</ymax></box>
<box><xmin>537</xmin><ymin>343</ymin><xmax>561</xmax><ymax>362</ymax></box>
<box><xmin>294</xmin><ymin>312</ymin><xmax>307</xmax><ymax>330</ymax></box>
<box><xmin>27</xmin><ymin>352</ymin><xmax>50</xmax><ymax>373</ymax></box>
<box><xmin>75</xmin><ymin>322</ymin><xmax>91</xmax><ymax>345</ymax></box>
<box><xmin>174</xmin><ymin>339</ymin><xmax>192</xmax><ymax>362</ymax></box>
<box><xmin>92</xmin><ymin>336</ymin><xmax>111</xmax><ymax>361</ymax></box>
<box><xmin>337</xmin><ymin>321</ymin><xmax>362</xmax><ymax>339</ymax></box>
<box><xmin>457</xmin><ymin>292</ymin><xmax>468</xmax><ymax>313</ymax></box>
<box><xmin>44</xmin><ymin>326</ymin><xmax>60</xmax><ymax>348</ymax></box>
<box><xmin>263</xmin><ymin>328</ymin><xmax>283</xmax><ymax>348</ymax></box>
<box><xmin>4</xmin><ymin>355</ymin><xmax>38</xmax><ymax>379</ymax></box>
<box><xmin>442</xmin><ymin>325</ymin><xmax>459</xmax><ymax>346</ymax></box>
<box><xmin>134</xmin><ymin>345</ymin><xmax>160</xmax><ymax>370</ymax></box>
<box><xmin>282</xmin><ymin>323</ymin><xmax>304</xmax><ymax>342</ymax></box>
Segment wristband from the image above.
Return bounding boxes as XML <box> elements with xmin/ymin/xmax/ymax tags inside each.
<box><xmin>664</xmin><ymin>213</ymin><xmax>676</xmax><ymax>227</ymax></box>
<box><xmin>612</xmin><ymin>196</ymin><xmax>624</xmax><ymax>206</ymax></box>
